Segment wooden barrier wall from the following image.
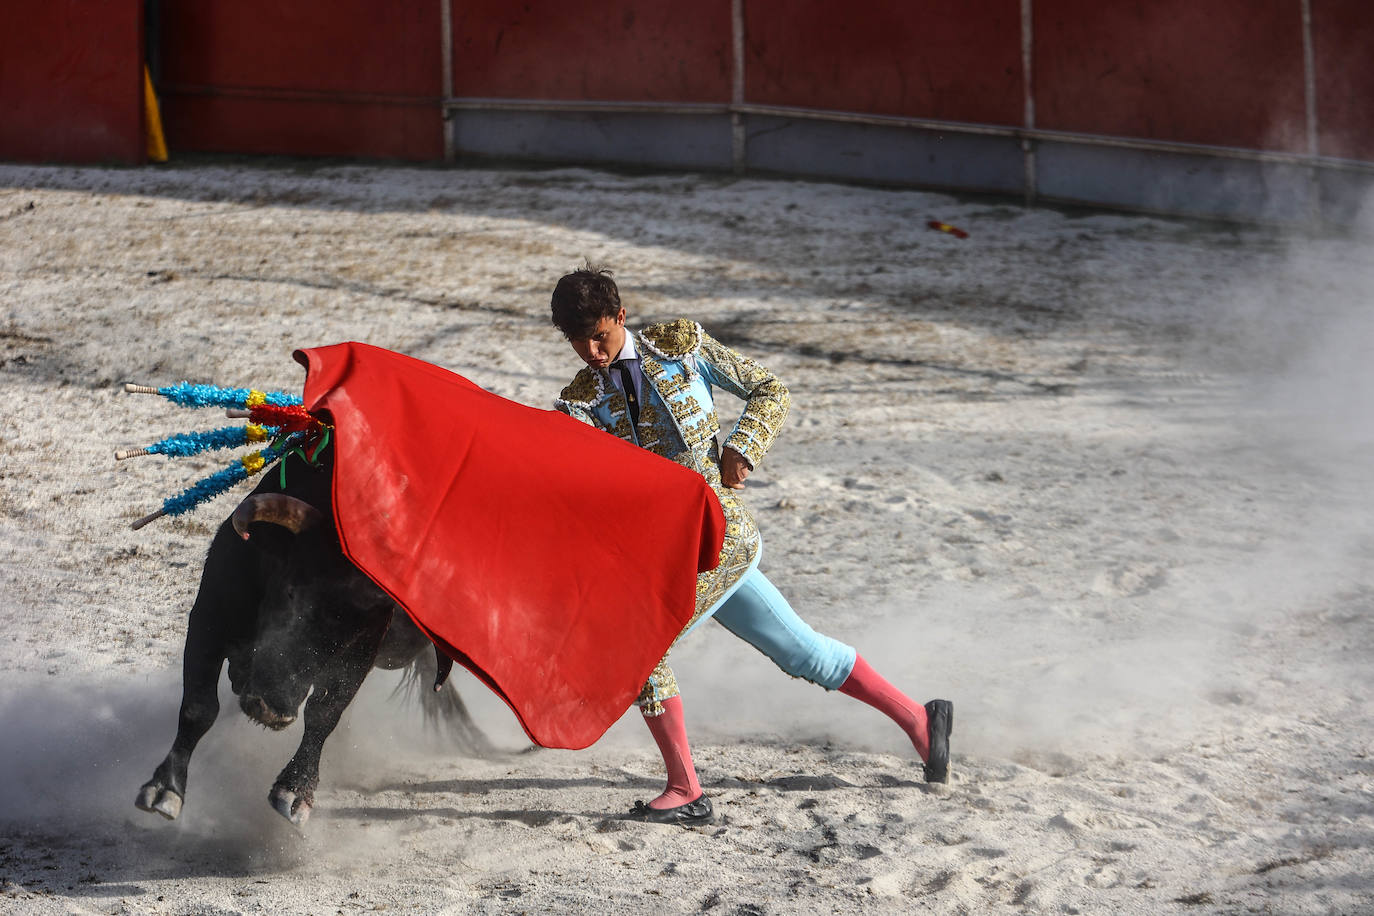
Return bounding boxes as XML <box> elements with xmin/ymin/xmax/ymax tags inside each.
<box><xmin>1313</xmin><ymin>0</ymin><xmax>1374</xmax><ymax>162</ymax></box>
<box><xmin>0</xmin><ymin>0</ymin><xmax>145</xmax><ymax>164</ymax></box>
<box><xmin>1033</xmin><ymin>0</ymin><xmax>1308</xmax><ymax>151</ymax></box>
<box><xmin>451</xmin><ymin>0</ymin><xmax>732</xmax><ymax>103</ymax></box>
<box><xmin>4</xmin><ymin>1</ymin><xmax>1372</xmax><ymax>211</ymax></box>
<box><xmin>156</xmin><ymin>1</ymin><xmax>444</xmax><ymax>160</ymax></box>
<box><xmin>744</xmin><ymin>0</ymin><xmax>1024</xmax><ymax>126</ymax></box>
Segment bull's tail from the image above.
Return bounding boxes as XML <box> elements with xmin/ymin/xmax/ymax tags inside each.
<box><xmin>393</xmin><ymin>655</ymin><xmax>497</xmax><ymax>757</ymax></box>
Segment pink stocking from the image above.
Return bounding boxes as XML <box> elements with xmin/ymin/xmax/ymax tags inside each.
<box><xmin>838</xmin><ymin>654</ymin><xmax>930</xmax><ymax>761</ymax></box>
<box><xmin>642</xmin><ymin>695</ymin><xmax>703</xmax><ymax>809</ymax></box>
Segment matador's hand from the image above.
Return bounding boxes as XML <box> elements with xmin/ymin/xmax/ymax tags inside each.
<box><xmin>720</xmin><ymin>446</ymin><xmax>752</xmax><ymax>489</ymax></box>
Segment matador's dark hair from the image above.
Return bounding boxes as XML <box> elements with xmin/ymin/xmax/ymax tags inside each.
<box><xmin>550</xmin><ymin>265</ymin><xmax>621</xmax><ymax>339</ymax></box>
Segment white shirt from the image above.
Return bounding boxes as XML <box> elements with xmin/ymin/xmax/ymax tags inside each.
<box><xmin>606</xmin><ymin>333</ymin><xmax>644</xmax><ymax>405</ymax></box>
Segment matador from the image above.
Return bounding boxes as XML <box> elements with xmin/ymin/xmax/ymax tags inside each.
<box><xmin>552</xmin><ymin>266</ymin><xmax>952</xmax><ymax>824</ymax></box>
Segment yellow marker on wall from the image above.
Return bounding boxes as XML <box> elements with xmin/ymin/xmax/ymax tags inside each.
<box><xmin>143</xmin><ymin>65</ymin><xmax>168</xmax><ymax>163</ymax></box>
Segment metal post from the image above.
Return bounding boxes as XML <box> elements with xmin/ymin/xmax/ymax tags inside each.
<box><xmin>1020</xmin><ymin>0</ymin><xmax>1037</xmax><ymax>206</ymax></box>
<box><xmin>1300</xmin><ymin>0</ymin><xmax>1321</xmax><ymax>223</ymax></box>
<box><xmin>731</xmin><ymin>0</ymin><xmax>746</xmax><ymax>174</ymax></box>
<box><xmin>441</xmin><ymin>0</ymin><xmax>455</xmax><ymax>163</ymax></box>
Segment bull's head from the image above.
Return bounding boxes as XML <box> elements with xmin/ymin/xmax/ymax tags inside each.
<box><xmin>232</xmin><ymin>493</ymin><xmax>395</xmax><ymax>729</ymax></box>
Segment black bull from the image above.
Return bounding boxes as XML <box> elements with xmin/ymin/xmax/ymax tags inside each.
<box><xmin>136</xmin><ymin>450</ymin><xmax>488</xmax><ymax>826</ymax></box>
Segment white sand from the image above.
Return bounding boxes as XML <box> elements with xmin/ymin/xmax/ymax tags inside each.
<box><xmin>1</xmin><ymin>162</ymin><xmax>1372</xmax><ymax>914</ymax></box>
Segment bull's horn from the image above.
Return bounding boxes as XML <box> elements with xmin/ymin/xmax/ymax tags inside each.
<box><xmin>232</xmin><ymin>494</ymin><xmax>324</xmax><ymax>539</ymax></box>
<box><xmin>433</xmin><ymin>649</ymin><xmax>454</xmax><ymax>692</ymax></box>
<box><xmin>124</xmin><ymin>383</ymin><xmax>160</xmax><ymax>395</ymax></box>
<box><xmin>225</xmin><ymin>408</ymin><xmax>251</xmax><ymax>419</ymax></box>
<box><xmin>115</xmin><ymin>448</ymin><xmax>150</xmax><ymax>460</ymax></box>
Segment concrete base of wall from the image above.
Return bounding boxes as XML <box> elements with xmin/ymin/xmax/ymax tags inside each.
<box><xmin>449</xmin><ymin>109</ymin><xmax>1373</xmax><ymax>229</ymax></box>
<box><xmin>451</xmin><ymin>111</ymin><xmax>733</xmax><ymax>172</ymax></box>
<box><xmin>742</xmin><ymin>116</ymin><xmax>1025</xmax><ymax>196</ymax></box>
<box><xmin>1036</xmin><ymin>142</ymin><xmax>1316</xmax><ymax>224</ymax></box>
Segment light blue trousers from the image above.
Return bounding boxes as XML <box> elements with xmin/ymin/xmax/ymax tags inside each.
<box><xmin>710</xmin><ymin>568</ymin><xmax>857</xmax><ymax>690</ymax></box>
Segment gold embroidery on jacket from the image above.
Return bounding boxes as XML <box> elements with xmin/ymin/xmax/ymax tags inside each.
<box><xmin>637</xmin><ymin>659</ymin><xmax>680</xmax><ymax>716</ymax></box>
<box><xmin>607</xmin><ymin>391</ymin><xmax>635</xmax><ymax>442</ymax></box>
<box><xmin>559</xmin><ymin>368</ymin><xmax>603</xmax><ymax>405</ymax></box>
<box><xmin>698</xmin><ymin>329</ymin><xmax>790</xmax><ymax>468</ymax></box>
<box><xmin>639</xmin><ymin>354</ymin><xmax>699</xmax><ymax>465</ymax></box>
<box><xmin>636</xmin><ymin>401</ymin><xmax>669</xmax><ymax>456</ymax></box>
<box><xmin>640</xmin><ymin>319</ymin><xmax>702</xmax><ymax>359</ymax></box>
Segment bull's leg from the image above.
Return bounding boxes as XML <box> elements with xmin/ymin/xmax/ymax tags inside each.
<box><xmin>137</xmin><ymin>525</ymin><xmax>256</xmax><ymax>821</ymax></box>
<box><xmin>135</xmin><ymin>627</ymin><xmax>226</xmax><ymax>820</ymax></box>
<box><xmin>269</xmin><ymin>634</ymin><xmax>380</xmax><ymax>826</ymax></box>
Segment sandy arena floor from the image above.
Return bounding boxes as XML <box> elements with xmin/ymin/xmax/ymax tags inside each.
<box><xmin>1</xmin><ymin>161</ymin><xmax>1372</xmax><ymax>914</ymax></box>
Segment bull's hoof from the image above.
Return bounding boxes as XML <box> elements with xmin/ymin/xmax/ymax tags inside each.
<box><xmin>269</xmin><ymin>786</ymin><xmax>312</xmax><ymax>827</ymax></box>
<box><xmin>135</xmin><ymin>783</ymin><xmax>183</xmax><ymax>821</ymax></box>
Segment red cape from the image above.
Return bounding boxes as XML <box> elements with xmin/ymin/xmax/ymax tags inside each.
<box><xmin>294</xmin><ymin>342</ymin><xmax>724</xmax><ymax>749</ymax></box>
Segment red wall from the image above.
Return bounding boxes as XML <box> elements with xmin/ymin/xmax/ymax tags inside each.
<box><xmin>0</xmin><ymin>0</ymin><xmax>145</xmax><ymax>164</ymax></box>
<box><xmin>745</xmin><ymin>0</ymin><xmax>1024</xmax><ymax>126</ymax></box>
<box><xmin>452</xmin><ymin>0</ymin><xmax>732</xmax><ymax>102</ymax></box>
<box><xmin>1033</xmin><ymin>0</ymin><xmax>1308</xmax><ymax>152</ymax></box>
<box><xmin>6</xmin><ymin>1</ymin><xmax>1373</xmax><ymax>168</ymax></box>
<box><xmin>157</xmin><ymin>1</ymin><xmax>443</xmax><ymax>160</ymax></box>
<box><xmin>1313</xmin><ymin>0</ymin><xmax>1374</xmax><ymax>161</ymax></box>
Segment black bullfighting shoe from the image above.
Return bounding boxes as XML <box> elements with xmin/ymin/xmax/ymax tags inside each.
<box><xmin>923</xmin><ymin>699</ymin><xmax>954</xmax><ymax>784</ymax></box>
<box><xmin>628</xmin><ymin>794</ymin><xmax>714</xmax><ymax>826</ymax></box>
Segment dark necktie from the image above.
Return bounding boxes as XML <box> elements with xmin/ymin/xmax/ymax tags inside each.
<box><xmin>614</xmin><ymin>362</ymin><xmax>640</xmax><ymax>425</ymax></box>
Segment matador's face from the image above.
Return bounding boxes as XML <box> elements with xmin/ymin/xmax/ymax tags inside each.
<box><xmin>569</xmin><ymin>308</ymin><xmax>627</xmax><ymax>370</ymax></box>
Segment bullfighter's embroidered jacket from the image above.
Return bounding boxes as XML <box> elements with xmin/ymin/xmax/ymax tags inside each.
<box><xmin>554</xmin><ymin>319</ymin><xmax>791</xmax><ymax>713</ymax></box>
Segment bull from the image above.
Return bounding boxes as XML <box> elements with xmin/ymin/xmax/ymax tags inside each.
<box><xmin>135</xmin><ymin>450</ymin><xmax>488</xmax><ymax>826</ymax></box>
